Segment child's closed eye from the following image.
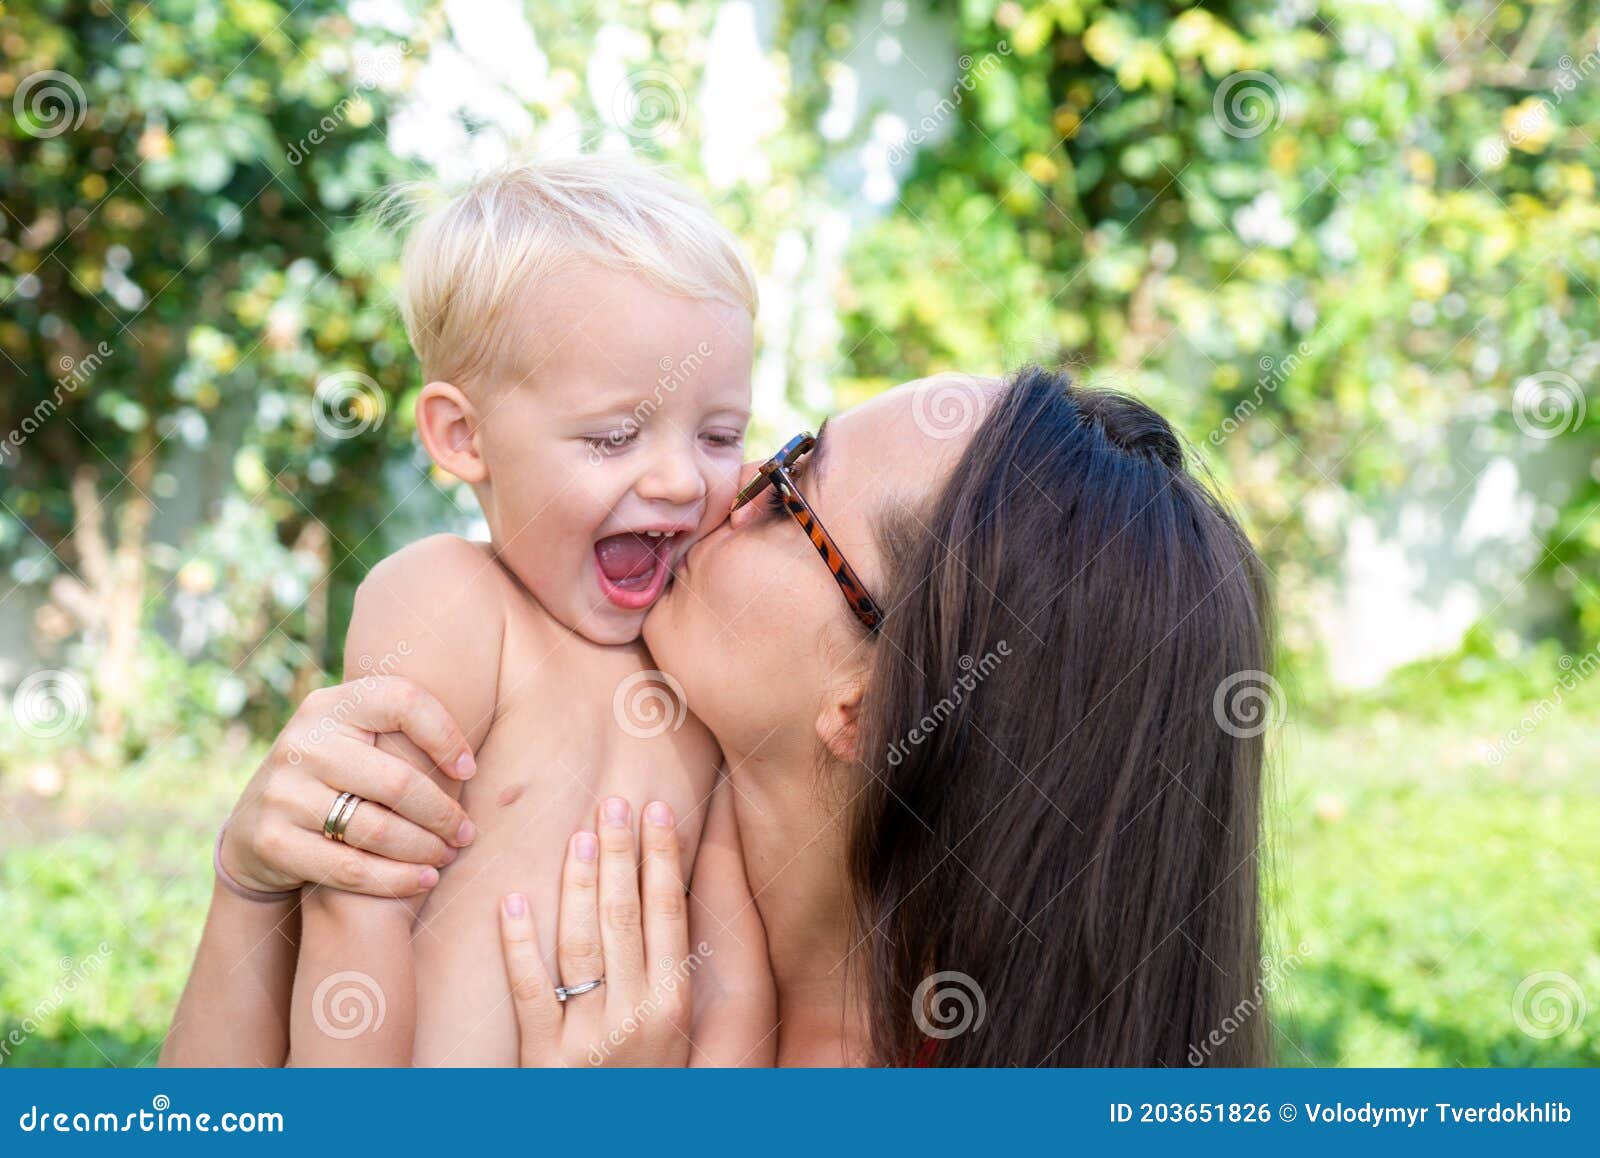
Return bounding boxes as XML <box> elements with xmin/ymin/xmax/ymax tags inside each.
<box><xmin>701</xmin><ymin>429</ymin><xmax>744</xmax><ymax>450</ymax></box>
<box><xmin>584</xmin><ymin>427</ymin><xmax>639</xmax><ymax>455</ymax></box>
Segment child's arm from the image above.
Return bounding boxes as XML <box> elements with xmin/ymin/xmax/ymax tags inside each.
<box><xmin>287</xmin><ymin>536</ymin><xmax>503</xmax><ymax>1066</ymax></box>
<box><xmin>686</xmin><ymin>776</ymin><xmax>778</xmax><ymax>1066</ymax></box>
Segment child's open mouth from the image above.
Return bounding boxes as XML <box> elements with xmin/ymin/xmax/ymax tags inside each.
<box><xmin>594</xmin><ymin>530</ymin><xmax>681</xmax><ymax>610</ymax></box>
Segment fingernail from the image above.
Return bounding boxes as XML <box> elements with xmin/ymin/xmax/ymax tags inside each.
<box><xmin>645</xmin><ymin>801</ymin><xmax>673</xmax><ymax>827</ymax></box>
<box><xmin>456</xmin><ymin>818</ymin><xmax>476</xmax><ymax>846</ymax></box>
<box><xmin>574</xmin><ymin>832</ymin><xmax>599</xmax><ymax>862</ymax></box>
<box><xmin>503</xmin><ymin>892</ymin><xmax>527</xmax><ymax>918</ymax></box>
<box><xmin>454</xmin><ymin>751</ymin><xmax>477</xmax><ymax>779</ymax></box>
<box><xmin>440</xmin><ymin>846</ymin><xmax>458</xmax><ymax>865</ymax></box>
<box><xmin>419</xmin><ymin>866</ymin><xmax>440</xmax><ymax>889</ymax></box>
<box><xmin>602</xmin><ymin>797</ymin><xmax>629</xmax><ymax>827</ymax></box>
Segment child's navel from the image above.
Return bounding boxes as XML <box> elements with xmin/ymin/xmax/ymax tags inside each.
<box><xmin>496</xmin><ymin>782</ymin><xmax>527</xmax><ymax>808</ymax></box>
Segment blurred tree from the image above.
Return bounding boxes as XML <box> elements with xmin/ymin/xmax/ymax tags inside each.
<box><xmin>3</xmin><ymin>0</ymin><xmax>1598</xmax><ymax>755</ymax></box>
<box><xmin>834</xmin><ymin>0</ymin><xmax>1600</xmax><ymax>651</ymax></box>
<box><xmin>1</xmin><ymin>0</ymin><xmax>426</xmax><ymax>741</ymax></box>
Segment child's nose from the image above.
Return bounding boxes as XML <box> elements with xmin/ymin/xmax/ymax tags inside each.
<box><xmin>637</xmin><ymin>446</ymin><xmax>706</xmax><ymax>507</ymax></box>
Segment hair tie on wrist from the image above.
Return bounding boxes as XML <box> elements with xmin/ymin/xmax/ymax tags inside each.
<box><xmin>213</xmin><ymin>823</ymin><xmax>298</xmax><ymax>904</ymax></box>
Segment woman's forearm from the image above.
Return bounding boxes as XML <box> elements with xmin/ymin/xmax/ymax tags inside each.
<box><xmin>161</xmin><ymin>882</ymin><xmax>300</xmax><ymax>1067</ymax></box>
<box><xmin>161</xmin><ymin>675</ymin><xmax>476</xmax><ymax>1067</ymax></box>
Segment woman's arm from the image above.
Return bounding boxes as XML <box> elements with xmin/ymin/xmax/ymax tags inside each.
<box><xmin>163</xmin><ymin>882</ymin><xmax>300</xmax><ymax>1066</ymax></box>
<box><xmin>160</xmin><ymin>678</ymin><xmax>478</xmax><ymax>1067</ymax></box>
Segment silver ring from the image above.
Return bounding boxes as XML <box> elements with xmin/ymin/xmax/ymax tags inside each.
<box><xmin>554</xmin><ymin>977</ymin><xmax>605</xmax><ymax>1003</ymax></box>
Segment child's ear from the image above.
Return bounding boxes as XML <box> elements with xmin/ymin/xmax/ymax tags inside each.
<box><xmin>415</xmin><ymin>381</ymin><xmax>488</xmax><ymax>484</ymax></box>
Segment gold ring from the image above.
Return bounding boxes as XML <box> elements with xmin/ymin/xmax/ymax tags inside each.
<box><xmin>330</xmin><ymin>793</ymin><xmax>362</xmax><ymax>843</ymax></box>
<box><xmin>323</xmin><ymin>791</ymin><xmax>355</xmax><ymax>841</ymax></box>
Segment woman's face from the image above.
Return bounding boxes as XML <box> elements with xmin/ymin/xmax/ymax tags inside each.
<box><xmin>643</xmin><ymin>375</ymin><xmax>995</xmax><ymax>762</ymax></box>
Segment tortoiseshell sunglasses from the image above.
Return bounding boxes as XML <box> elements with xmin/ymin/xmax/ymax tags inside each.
<box><xmin>732</xmin><ymin>432</ymin><xmax>884</xmax><ymax>632</ymax></box>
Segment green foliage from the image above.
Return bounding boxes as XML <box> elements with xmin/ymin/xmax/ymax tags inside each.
<box><xmin>835</xmin><ymin>0</ymin><xmax>1600</xmax><ymax>649</ymax></box>
<box><xmin>7</xmin><ymin>1</ymin><xmax>1597</xmax><ymax>727</ymax></box>
<box><xmin>1</xmin><ymin>0</ymin><xmax>442</xmax><ymax>736</ymax></box>
<box><xmin>0</xmin><ymin>740</ymin><xmax>249</xmax><ymax>1066</ymax></box>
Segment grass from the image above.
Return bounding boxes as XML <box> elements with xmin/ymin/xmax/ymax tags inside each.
<box><xmin>1267</xmin><ymin>695</ymin><xmax>1599</xmax><ymax>1066</ymax></box>
<box><xmin>1</xmin><ymin>692</ymin><xmax>1596</xmax><ymax>1067</ymax></box>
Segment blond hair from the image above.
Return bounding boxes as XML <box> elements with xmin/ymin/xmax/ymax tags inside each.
<box><xmin>385</xmin><ymin>154</ymin><xmax>758</xmax><ymax>386</ymax></box>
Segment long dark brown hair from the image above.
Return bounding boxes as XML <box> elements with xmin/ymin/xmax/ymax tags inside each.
<box><xmin>850</xmin><ymin>365</ymin><xmax>1273</xmax><ymax>1066</ymax></box>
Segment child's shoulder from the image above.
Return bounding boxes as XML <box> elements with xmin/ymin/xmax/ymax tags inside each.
<box><xmin>360</xmin><ymin>534</ymin><xmax>516</xmax><ymax>614</ymax></box>
<box><xmin>346</xmin><ymin>535</ymin><xmax>512</xmax><ymax>748</ymax></box>
<box><xmin>367</xmin><ymin>532</ymin><xmax>498</xmax><ymax>584</ymax></box>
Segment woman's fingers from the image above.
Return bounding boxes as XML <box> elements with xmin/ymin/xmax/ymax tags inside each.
<box><xmin>556</xmin><ymin>829</ymin><xmax>605</xmax><ymax>1031</ymax></box>
<box><xmin>308</xmin><ymin>738</ymin><xmax>474</xmax><ymax>849</ymax></box>
<box><xmin>319</xmin><ymin>676</ymin><xmax>477</xmax><ymax>781</ymax></box>
<box><xmin>640</xmin><ymin>801</ymin><xmax>691</xmax><ymax>1026</ymax></box>
<box><xmin>292</xmin><ymin>830</ymin><xmax>444</xmax><ymax>899</ymax></box>
<box><xmin>499</xmin><ymin>893</ymin><xmax>561</xmax><ymax>1066</ymax></box>
<box><xmin>596</xmin><ymin>797</ymin><xmax>646</xmax><ymax>999</ymax></box>
<box><xmin>334</xmin><ymin>794</ymin><xmax>457</xmax><ymax>868</ymax></box>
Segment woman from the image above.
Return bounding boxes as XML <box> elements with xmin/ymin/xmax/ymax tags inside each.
<box><xmin>165</xmin><ymin>365</ymin><xmax>1273</xmax><ymax>1066</ymax></box>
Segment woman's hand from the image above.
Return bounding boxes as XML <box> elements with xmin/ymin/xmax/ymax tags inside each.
<box><xmin>498</xmin><ymin>797</ymin><xmax>694</xmax><ymax>1067</ymax></box>
<box><xmin>220</xmin><ymin>676</ymin><xmax>478</xmax><ymax>898</ymax></box>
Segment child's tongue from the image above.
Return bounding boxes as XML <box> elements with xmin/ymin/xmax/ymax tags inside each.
<box><xmin>595</xmin><ymin>533</ymin><xmax>661</xmax><ymax>584</ymax></box>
